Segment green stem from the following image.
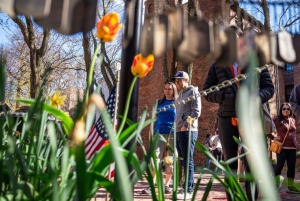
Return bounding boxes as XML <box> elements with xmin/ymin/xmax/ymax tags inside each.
<box><xmin>117</xmin><ymin>76</ymin><xmax>138</xmax><ymax>137</ymax></box>
<box><xmin>84</xmin><ymin>43</ymin><xmax>101</xmax><ymax>105</ymax></box>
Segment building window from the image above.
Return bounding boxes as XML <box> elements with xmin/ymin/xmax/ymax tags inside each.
<box><xmin>286</xmin><ymin>85</ymin><xmax>294</xmax><ymax>102</ymax></box>
<box><xmin>285</xmin><ymin>63</ymin><xmax>293</xmax><ymax>71</ymax></box>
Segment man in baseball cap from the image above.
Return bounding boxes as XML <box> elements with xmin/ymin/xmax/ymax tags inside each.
<box><xmin>173</xmin><ymin>71</ymin><xmax>189</xmax><ymax>80</ymax></box>
<box><xmin>173</xmin><ymin>70</ymin><xmax>201</xmax><ymax>199</ymax></box>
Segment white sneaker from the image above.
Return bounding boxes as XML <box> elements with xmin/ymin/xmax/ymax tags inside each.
<box><xmin>176</xmin><ymin>189</ymin><xmax>192</xmax><ymax>200</ymax></box>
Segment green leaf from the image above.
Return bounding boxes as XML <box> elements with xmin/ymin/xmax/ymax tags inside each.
<box><xmin>192</xmin><ymin>172</ymin><xmax>203</xmax><ymax>200</ymax></box>
<box><xmin>117</xmin><ymin>114</ymin><xmax>134</xmax><ymax>126</ymax></box>
<box><xmin>75</xmin><ymin>144</ymin><xmax>87</xmax><ymax>201</ymax></box>
<box><xmin>48</xmin><ymin>122</ymin><xmax>59</xmax><ymax>201</ymax></box>
<box><xmin>16</xmin><ymin>99</ymin><xmax>74</xmax><ymax>134</ymax></box>
<box><xmin>59</xmin><ymin>146</ymin><xmax>72</xmax><ymax>200</ymax></box>
<box><xmin>195</xmin><ymin>141</ymin><xmax>225</xmax><ymax>171</ymax></box>
<box><xmin>89</xmin><ymin>146</ymin><xmax>114</xmax><ymax>176</ymax></box>
<box><xmin>202</xmin><ymin>177</ymin><xmax>214</xmax><ymax>200</ymax></box>
<box><xmin>86</xmin><ymin>172</ymin><xmax>122</xmax><ymax>200</ymax></box>
<box><xmin>101</xmin><ymin>109</ymin><xmax>133</xmax><ymax>201</ymax></box>
<box><xmin>120</xmin><ymin>119</ymin><xmax>155</xmax><ymax>148</ymax></box>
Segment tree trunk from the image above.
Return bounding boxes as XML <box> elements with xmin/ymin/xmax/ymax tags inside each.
<box><xmin>101</xmin><ymin>62</ymin><xmax>113</xmax><ymax>91</ymax></box>
<box><xmin>12</xmin><ymin>16</ymin><xmax>50</xmax><ymax>98</ymax></box>
<box><xmin>101</xmin><ymin>41</ymin><xmax>117</xmax><ymax>87</ymax></box>
<box><xmin>29</xmin><ymin>49</ymin><xmax>37</xmax><ymax>98</ymax></box>
<box><xmin>163</xmin><ymin>52</ymin><xmax>169</xmax><ymax>82</ymax></box>
<box><xmin>16</xmin><ymin>80</ymin><xmax>21</xmax><ymax>109</ymax></box>
<box><xmin>184</xmin><ymin>0</ymin><xmax>197</xmax><ymax>83</ymax></box>
<box><xmin>260</xmin><ymin>0</ymin><xmax>271</xmax><ymax>31</ymax></box>
<box><xmin>82</xmin><ymin>32</ymin><xmax>93</xmax><ymax>94</ymax></box>
<box><xmin>170</xmin><ymin>48</ymin><xmax>177</xmax><ymax>78</ymax></box>
<box><xmin>183</xmin><ymin>63</ymin><xmax>193</xmax><ymax>85</ymax></box>
<box><xmin>187</xmin><ymin>63</ymin><xmax>193</xmax><ymax>85</ymax></box>
<box><xmin>100</xmin><ymin>41</ymin><xmax>113</xmax><ymax>91</ymax></box>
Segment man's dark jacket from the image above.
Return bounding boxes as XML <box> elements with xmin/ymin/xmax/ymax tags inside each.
<box><xmin>202</xmin><ymin>63</ymin><xmax>274</xmax><ymax>117</ymax></box>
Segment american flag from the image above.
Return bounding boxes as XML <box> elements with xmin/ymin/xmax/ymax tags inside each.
<box><xmin>85</xmin><ymin>87</ymin><xmax>116</xmax><ymax>178</ymax></box>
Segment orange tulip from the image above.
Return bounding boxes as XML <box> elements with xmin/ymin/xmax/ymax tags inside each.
<box><xmin>96</xmin><ymin>12</ymin><xmax>122</xmax><ymax>42</ymax></box>
<box><xmin>131</xmin><ymin>54</ymin><xmax>154</xmax><ymax>78</ymax></box>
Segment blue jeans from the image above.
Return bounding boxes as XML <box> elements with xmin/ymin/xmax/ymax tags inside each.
<box><xmin>205</xmin><ymin>158</ymin><xmax>211</xmax><ymax>169</ymax></box>
<box><xmin>176</xmin><ymin>131</ymin><xmax>198</xmax><ymax>193</ymax></box>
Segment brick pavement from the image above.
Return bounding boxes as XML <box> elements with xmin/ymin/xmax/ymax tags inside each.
<box><xmin>94</xmin><ymin>169</ymin><xmax>300</xmax><ymax>201</ymax></box>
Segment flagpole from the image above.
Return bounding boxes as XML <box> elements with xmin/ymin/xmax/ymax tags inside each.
<box><xmin>105</xmin><ymin>68</ymin><xmax>120</xmax><ymax>201</ymax></box>
<box><xmin>113</xmin><ymin>67</ymin><xmax>121</xmax><ymax>132</ymax></box>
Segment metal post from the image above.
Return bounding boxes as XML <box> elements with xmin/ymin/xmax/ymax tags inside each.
<box><xmin>118</xmin><ymin>0</ymin><xmax>143</xmax><ymax>173</ymax></box>
<box><xmin>119</xmin><ymin>0</ymin><xmax>143</xmax><ymax>132</ymax></box>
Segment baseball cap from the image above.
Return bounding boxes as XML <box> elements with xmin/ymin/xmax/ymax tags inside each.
<box><xmin>173</xmin><ymin>71</ymin><xmax>189</xmax><ymax>79</ymax></box>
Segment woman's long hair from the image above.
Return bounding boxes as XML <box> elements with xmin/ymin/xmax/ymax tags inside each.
<box><xmin>278</xmin><ymin>102</ymin><xmax>294</xmax><ymax>122</ymax></box>
<box><xmin>157</xmin><ymin>82</ymin><xmax>179</xmax><ymax>106</ymax></box>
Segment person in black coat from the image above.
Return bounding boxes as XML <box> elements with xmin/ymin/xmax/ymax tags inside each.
<box><xmin>202</xmin><ymin>62</ymin><xmax>274</xmax><ymax>201</ymax></box>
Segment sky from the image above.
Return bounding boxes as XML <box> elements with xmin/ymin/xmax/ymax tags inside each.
<box><xmin>1</xmin><ymin>1</ymin><xmax>299</xmax><ymax>46</ymax></box>
<box><xmin>0</xmin><ymin>0</ymin><xmax>125</xmax><ymax>46</ymax></box>
<box><xmin>0</xmin><ymin>12</ymin><xmax>10</xmax><ymax>45</ymax></box>
<box><xmin>239</xmin><ymin>1</ymin><xmax>300</xmax><ymax>34</ymax></box>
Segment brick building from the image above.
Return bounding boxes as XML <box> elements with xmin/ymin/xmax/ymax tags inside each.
<box><xmin>137</xmin><ymin>0</ymin><xmax>300</xmax><ymax>167</ymax></box>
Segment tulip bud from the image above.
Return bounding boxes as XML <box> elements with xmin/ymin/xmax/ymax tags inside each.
<box><xmin>96</xmin><ymin>12</ymin><xmax>122</xmax><ymax>42</ymax></box>
<box><xmin>131</xmin><ymin>54</ymin><xmax>154</xmax><ymax>78</ymax></box>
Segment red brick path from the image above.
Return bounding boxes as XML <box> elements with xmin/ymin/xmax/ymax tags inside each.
<box><xmin>93</xmin><ymin>168</ymin><xmax>300</xmax><ymax>201</ymax></box>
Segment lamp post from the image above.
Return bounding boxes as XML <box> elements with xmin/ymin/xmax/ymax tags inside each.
<box><xmin>119</xmin><ymin>0</ymin><xmax>143</xmax><ymax>135</ymax></box>
<box><xmin>117</xmin><ymin>0</ymin><xmax>144</xmax><ymax>186</ymax></box>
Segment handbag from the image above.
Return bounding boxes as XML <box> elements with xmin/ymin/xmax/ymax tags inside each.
<box><xmin>269</xmin><ymin>140</ymin><xmax>283</xmax><ymax>154</ymax></box>
<box><xmin>269</xmin><ymin>118</ymin><xmax>290</xmax><ymax>154</ymax></box>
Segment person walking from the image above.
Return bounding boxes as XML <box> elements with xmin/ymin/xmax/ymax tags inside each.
<box><xmin>173</xmin><ymin>71</ymin><xmax>201</xmax><ymax>199</ymax></box>
<box><xmin>142</xmin><ymin>82</ymin><xmax>178</xmax><ymax>195</ymax></box>
<box><xmin>267</xmin><ymin>102</ymin><xmax>300</xmax><ymax>193</ymax></box>
<box><xmin>205</xmin><ymin>133</ymin><xmax>212</xmax><ymax>169</ymax></box>
<box><xmin>202</xmin><ymin>61</ymin><xmax>274</xmax><ymax>201</ymax></box>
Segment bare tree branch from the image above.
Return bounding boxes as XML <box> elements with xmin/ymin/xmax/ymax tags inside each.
<box><xmin>279</xmin><ymin>4</ymin><xmax>291</xmax><ymax>28</ymax></box>
<box><xmin>25</xmin><ymin>16</ymin><xmax>35</xmax><ymax>49</ymax></box>
<box><xmin>11</xmin><ymin>16</ymin><xmax>29</xmax><ymax>46</ymax></box>
<box><xmin>260</xmin><ymin>0</ymin><xmax>271</xmax><ymax>31</ymax></box>
<box><xmin>38</xmin><ymin>28</ymin><xmax>50</xmax><ymax>56</ymax></box>
<box><xmin>284</xmin><ymin>16</ymin><xmax>300</xmax><ymax>28</ymax></box>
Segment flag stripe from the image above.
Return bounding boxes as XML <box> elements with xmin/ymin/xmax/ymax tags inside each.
<box><xmin>85</xmin><ymin>137</ymin><xmax>99</xmax><ymax>156</ymax></box>
<box><xmin>86</xmin><ymin>138</ymin><xmax>106</xmax><ymax>160</ymax></box>
<box><xmin>84</xmin><ymin>87</ymin><xmax>117</xmax><ymax>177</ymax></box>
<box><xmin>85</xmin><ymin>129</ymin><xmax>99</xmax><ymax>152</ymax></box>
<box><xmin>85</xmin><ymin>126</ymin><xmax>96</xmax><ymax>144</ymax></box>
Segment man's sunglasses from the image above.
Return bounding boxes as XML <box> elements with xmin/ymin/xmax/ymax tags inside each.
<box><xmin>282</xmin><ymin>108</ymin><xmax>291</xmax><ymax>111</ymax></box>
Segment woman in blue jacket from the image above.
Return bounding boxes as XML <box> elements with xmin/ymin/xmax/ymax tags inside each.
<box><xmin>142</xmin><ymin>82</ymin><xmax>178</xmax><ymax>195</ymax></box>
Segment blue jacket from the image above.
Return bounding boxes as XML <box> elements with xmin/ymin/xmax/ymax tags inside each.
<box><xmin>154</xmin><ymin>99</ymin><xmax>176</xmax><ymax>134</ymax></box>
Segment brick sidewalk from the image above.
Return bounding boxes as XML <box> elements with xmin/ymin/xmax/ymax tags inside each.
<box><xmin>93</xmin><ymin>169</ymin><xmax>300</xmax><ymax>201</ymax></box>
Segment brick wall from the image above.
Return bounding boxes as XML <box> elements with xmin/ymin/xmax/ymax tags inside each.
<box><xmin>285</xmin><ymin>70</ymin><xmax>294</xmax><ymax>87</ymax></box>
<box><xmin>138</xmin><ymin>0</ymin><xmax>232</xmax><ymax>166</ymax></box>
<box><xmin>137</xmin><ymin>0</ymin><xmax>300</xmax><ymax>167</ymax></box>
<box><xmin>278</xmin><ymin>67</ymin><xmax>286</xmax><ymax>106</ymax></box>
<box><xmin>292</xmin><ymin>64</ymin><xmax>300</xmax><ymax>167</ymax></box>
<box><xmin>294</xmin><ymin>64</ymin><xmax>300</xmax><ymax>84</ymax></box>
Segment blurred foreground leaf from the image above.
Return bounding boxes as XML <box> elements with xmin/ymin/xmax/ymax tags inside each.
<box><xmin>16</xmin><ymin>99</ymin><xmax>74</xmax><ymax>134</ymax></box>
